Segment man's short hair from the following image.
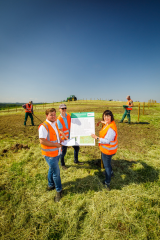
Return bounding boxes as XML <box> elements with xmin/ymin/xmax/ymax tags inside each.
<box><xmin>45</xmin><ymin>108</ymin><xmax>56</xmax><ymax>115</ymax></box>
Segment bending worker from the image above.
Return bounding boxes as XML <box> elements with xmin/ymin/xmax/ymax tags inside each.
<box><xmin>39</xmin><ymin>108</ymin><xmax>63</xmax><ymax>202</ymax></box>
<box><xmin>91</xmin><ymin>110</ymin><xmax>118</xmax><ymax>191</ymax></box>
<box><xmin>119</xmin><ymin>95</ymin><xmax>133</xmax><ymax>124</ymax></box>
<box><xmin>57</xmin><ymin>103</ymin><xmax>83</xmax><ymax>170</ymax></box>
<box><xmin>22</xmin><ymin>101</ymin><xmax>34</xmax><ymax>126</ymax></box>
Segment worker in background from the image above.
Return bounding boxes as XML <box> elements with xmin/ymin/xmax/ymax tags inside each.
<box><xmin>57</xmin><ymin>103</ymin><xmax>84</xmax><ymax>170</ymax></box>
<box><xmin>119</xmin><ymin>95</ymin><xmax>133</xmax><ymax>124</ymax></box>
<box><xmin>22</xmin><ymin>101</ymin><xmax>34</xmax><ymax>126</ymax></box>
<box><xmin>39</xmin><ymin>108</ymin><xmax>63</xmax><ymax>202</ymax></box>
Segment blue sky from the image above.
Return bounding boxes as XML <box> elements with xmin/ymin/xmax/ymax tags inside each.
<box><xmin>0</xmin><ymin>0</ymin><xmax>160</xmax><ymax>103</ymax></box>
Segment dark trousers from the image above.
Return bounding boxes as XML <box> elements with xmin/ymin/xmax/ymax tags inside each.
<box><xmin>24</xmin><ymin>112</ymin><xmax>34</xmax><ymax>125</ymax></box>
<box><xmin>60</xmin><ymin>145</ymin><xmax>80</xmax><ymax>166</ymax></box>
<box><xmin>121</xmin><ymin>109</ymin><xmax>131</xmax><ymax>123</ymax></box>
<box><xmin>101</xmin><ymin>152</ymin><xmax>114</xmax><ymax>185</ymax></box>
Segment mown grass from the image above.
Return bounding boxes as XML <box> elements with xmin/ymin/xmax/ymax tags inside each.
<box><xmin>0</xmin><ymin>101</ymin><xmax>160</xmax><ymax>240</ymax></box>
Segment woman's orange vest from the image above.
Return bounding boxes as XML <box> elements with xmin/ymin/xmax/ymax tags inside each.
<box><xmin>25</xmin><ymin>104</ymin><xmax>32</xmax><ymax>113</ymax></box>
<box><xmin>126</xmin><ymin>100</ymin><xmax>133</xmax><ymax>110</ymax></box>
<box><xmin>57</xmin><ymin>113</ymin><xmax>71</xmax><ymax>140</ymax></box>
<box><xmin>40</xmin><ymin>121</ymin><xmax>60</xmax><ymax>157</ymax></box>
<box><xmin>99</xmin><ymin>121</ymin><xmax>118</xmax><ymax>155</ymax></box>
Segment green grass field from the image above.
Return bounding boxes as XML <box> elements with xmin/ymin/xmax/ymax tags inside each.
<box><xmin>0</xmin><ymin>100</ymin><xmax>160</xmax><ymax>240</ymax></box>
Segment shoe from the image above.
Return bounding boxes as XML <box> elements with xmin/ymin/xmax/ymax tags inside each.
<box><xmin>47</xmin><ymin>185</ymin><xmax>55</xmax><ymax>191</ymax></box>
<box><xmin>54</xmin><ymin>190</ymin><xmax>62</xmax><ymax>202</ymax></box>
<box><xmin>74</xmin><ymin>161</ymin><xmax>84</xmax><ymax>165</ymax></box>
<box><xmin>118</xmin><ymin>121</ymin><xmax>123</xmax><ymax>123</ymax></box>
<box><xmin>62</xmin><ymin>165</ymin><xmax>68</xmax><ymax>170</ymax></box>
<box><xmin>103</xmin><ymin>181</ymin><xmax>111</xmax><ymax>191</ymax></box>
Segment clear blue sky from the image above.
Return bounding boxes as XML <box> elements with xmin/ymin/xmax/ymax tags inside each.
<box><xmin>0</xmin><ymin>0</ymin><xmax>160</xmax><ymax>103</ymax></box>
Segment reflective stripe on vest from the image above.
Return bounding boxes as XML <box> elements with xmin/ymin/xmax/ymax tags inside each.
<box><xmin>101</xmin><ymin>144</ymin><xmax>118</xmax><ymax>151</ymax></box>
<box><xmin>64</xmin><ymin>130</ymin><xmax>69</xmax><ymax>133</ymax></box>
<box><xmin>99</xmin><ymin>121</ymin><xmax>118</xmax><ymax>155</ymax></box>
<box><xmin>42</xmin><ymin>122</ymin><xmax>50</xmax><ymax>140</ymax></box>
<box><xmin>109</xmin><ymin>139</ymin><xmax>118</xmax><ymax>145</ymax></box>
<box><xmin>41</xmin><ymin>147</ymin><xmax>59</xmax><ymax>152</ymax></box>
<box><xmin>40</xmin><ymin>121</ymin><xmax>60</xmax><ymax>157</ymax></box>
<box><xmin>57</xmin><ymin>113</ymin><xmax>71</xmax><ymax>140</ymax></box>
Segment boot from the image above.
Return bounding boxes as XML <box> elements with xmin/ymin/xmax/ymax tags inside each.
<box><xmin>103</xmin><ymin>181</ymin><xmax>111</xmax><ymax>191</ymax></box>
<box><xmin>54</xmin><ymin>190</ymin><xmax>62</xmax><ymax>202</ymax></box>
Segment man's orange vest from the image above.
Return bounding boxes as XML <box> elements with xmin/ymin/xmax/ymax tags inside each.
<box><xmin>99</xmin><ymin>121</ymin><xmax>118</xmax><ymax>155</ymax></box>
<box><xmin>40</xmin><ymin>121</ymin><xmax>60</xmax><ymax>157</ymax></box>
<box><xmin>57</xmin><ymin>113</ymin><xmax>71</xmax><ymax>140</ymax></box>
<box><xmin>25</xmin><ymin>103</ymin><xmax>33</xmax><ymax>113</ymax></box>
<box><xmin>126</xmin><ymin>100</ymin><xmax>133</xmax><ymax>110</ymax></box>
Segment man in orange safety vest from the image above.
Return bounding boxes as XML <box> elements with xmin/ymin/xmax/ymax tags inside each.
<box><xmin>22</xmin><ymin>101</ymin><xmax>34</xmax><ymax>126</ymax></box>
<box><xmin>119</xmin><ymin>95</ymin><xmax>133</xmax><ymax>124</ymax></box>
<box><xmin>39</xmin><ymin>108</ymin><xmax>63</xmax><ymax>202</ymax></box>
<box><xmin>57</xmin><ymin>103</ymin><xmax>84</xmax><ymax>170</ymax></box>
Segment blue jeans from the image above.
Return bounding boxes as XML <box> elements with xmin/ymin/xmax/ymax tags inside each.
<box><xmin>60</xmin><ymin>146</ymin><xmax>80</xmax><ymax>166</ymax></box>
<box><xmin>44</xmin><ymin>155</ymin><xmax>62</xmax><ymax>192</ymax></box>
<box><xmin>101</xmin><ymin>153</ymin><xmax>114</xmax><ymax>185</ymax></box>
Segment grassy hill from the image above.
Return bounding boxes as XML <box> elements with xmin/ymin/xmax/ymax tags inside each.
<box><xmin>0</xmin><ymin>100</ymin><xmax>160</xmax><ymax>239</ymax></box>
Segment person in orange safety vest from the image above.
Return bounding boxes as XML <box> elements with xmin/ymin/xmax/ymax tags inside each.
<box><xmin>57</xmin><ymin>103</ymin><xmax>84</xmax><ymax>170</ymax></box>
<box><xmin>22</xmin><ymin>101</ymin><xmax>34</xmax><ymax>126</ymax></box>
<box><xmin>91</xmin><ymin>110</ymin><xmax>118</xmax><ymax>191</ymax></box>
<box><xmin>39</xmin><ymin>108</ymin><xmax>63</xmax><ymax>202</ymax></box>
<box><xmin>119</xmin><ymin>95</ymin><xmax>133</xmax><ymax>124</ymax></box>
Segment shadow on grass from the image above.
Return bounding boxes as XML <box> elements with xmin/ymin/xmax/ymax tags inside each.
<box><xmin>105</xmin><ymin>159</ymin><xmax>159</xmax><ymax>190</ymax></box>
<box><xmin>94</xmin><ymin>158</ymin><xmax>159</xmax><ymax>190</ymax></box>
<box><xmin>62</xmin><ymin>158</ymin><xmax>159</xmax><ymax>194</ymax></box>
<box><xmin>118</xmin><ymin>121</ymin><xmax>150</xmax><ymax>124</ymax></box>
<box><xmin>131</xmin><ymin>122</ymin><xmax>150</xmax><ymax>124</ymax></box>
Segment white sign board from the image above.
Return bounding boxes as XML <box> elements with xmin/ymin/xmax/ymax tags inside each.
<box><xmin>70</xmin><ymin>112</ymin><xmax>95</xmax><ymax>146</ymax></box>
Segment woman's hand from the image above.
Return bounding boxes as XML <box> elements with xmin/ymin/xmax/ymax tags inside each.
<box><xmin>96</xmin><ymin>121</ymin><xmax>101</xmax><ymax>126</ymax></box>
<box><xmin>91</xmin><ymin>134</ymin><xmax>98</xmax><ymax>139</ymax></box>
<box><xmin>96</xmin><ymin>120</ymin><xmax>107</xmax><ymax>126</ymax></box>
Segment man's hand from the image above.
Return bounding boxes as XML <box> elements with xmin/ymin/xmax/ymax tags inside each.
<box><xmin>56</xmin><ymin>143</ymin><xmax>62</xmax><ymax>148</ymax></box>
<box><xmin>129</xmin><ymin>100</ymin><xmax>133</xmax><ymax>106</ymax></box>
<box><xmin>60</xmin><ymin>130</ymin><xmax>68</xmax><ymax>140</ymax></box>
<box><xmin>40</xmin><ymin>138</ymin><xmax>62</xmax><ymax>148</ymax></box>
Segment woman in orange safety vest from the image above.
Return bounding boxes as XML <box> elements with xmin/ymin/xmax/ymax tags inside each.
<box><xmin>91</xmin><ymin>110</ymin><xmax>118</xmax><ymax>191</ymax></box>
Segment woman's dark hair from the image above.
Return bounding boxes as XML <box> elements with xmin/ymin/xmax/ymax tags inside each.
<box><xmin>102</xmin><ymin>110</ymin><xmax>114</xmax><ymax>122</ymax></box>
